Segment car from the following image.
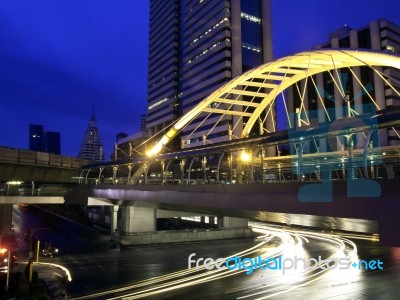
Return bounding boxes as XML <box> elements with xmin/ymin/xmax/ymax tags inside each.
<box><xmin>41</xmin><ymin>243</ymin><xmax>59</xmax><ymax>257</ymax></box>
<box><xmin>0</xmin><ymin>247</ymin><xmax>19</xmax><ymax>273</ymax></box>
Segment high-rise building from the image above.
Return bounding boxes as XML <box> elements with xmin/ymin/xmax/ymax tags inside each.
<box><xmin>29</xmin><ymin>124</ymin><xmax>61</xmax><ymax>154</ymax></box>
<box><xmin>146</xmin><ymin>0</ymin><xmax>180</xmax><ymax>137</ymax></box>
<box><xmin>146</xmin><ymin>0</ymin><xmax>273</xmax><ymax>149</ymax></box>
<box><xmin>286</xmin><ymin>19</ymin><xmax>400</xmax><ymax>151</ymax></box>
<box><xmin>78</xmin><ymin>109</ymin><xmax>104</xmax><ymax>161</ymax></box>
<box><xmin>45</xmin><ymin>131</ymin><xmax>61</xmax><ymax>154</ymax></box>
<box><xmin>140</xmin><ymin>114</ymin><xmax>147</xmax><ymax>132</ymax></box>
<box><xmin>29</xmin><ymin>124</ymin><xmax>45</xmax><ymax>152</ymax></box>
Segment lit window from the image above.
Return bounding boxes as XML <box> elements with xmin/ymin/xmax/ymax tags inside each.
<box><xmin>241</xmin><ymin>12</ymin><xmax>261</xmax><ymax>23</ymax></box>
<box><xmin>148</xmin><ymin>98</ymin><xmax>168</xmax><ymax>110</ymax></box>
<box><xmin>189</xmin><ymin>18</ymin><xmax>229</xmax><ymax>46</ymax></box>
<box><xmin>386</xmin><ymin>45</ymin><xmax>399</xmax><ymax>53</ymax></box>
<box><xmin>242</xmin><ymin>42</ymin><xmax>261</xmax><ymax>53</ymax></box>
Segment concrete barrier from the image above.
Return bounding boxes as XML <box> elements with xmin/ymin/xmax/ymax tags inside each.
<box><xmin>112</xmin><ymin>227</ymin><xmax>253</xmax><ymax>245</ymax></box>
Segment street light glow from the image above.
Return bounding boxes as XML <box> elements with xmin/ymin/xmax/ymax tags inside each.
<box><xmin>7</xmin><ymin>181</ymin><xmax>22</xmax><ymax>185</ymax></box>
<box><xmin>241</xmin><ymin>150</ymin><xmax>251</xmax><ymax>162</ymax></box>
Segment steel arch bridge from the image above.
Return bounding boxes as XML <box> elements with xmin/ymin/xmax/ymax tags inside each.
<box><xmin>146</xmin><ymin>49</ymin><xmax>400</xmax><ymax>156</ymax></box>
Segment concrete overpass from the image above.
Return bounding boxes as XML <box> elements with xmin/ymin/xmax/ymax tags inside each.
<box><xmin>0</xmin><ymin>146</ymin><xmax>91</xmax><ymax>183</ymax></box>
<box><xmin>0</xmin><ymin>147</ymin><xmax>90</xmax><ymax>237</ymax></box>
<box><xmin>64</xmin><ymin>178</ymin><xmax>400</xmax><ymax>246</ymax></box>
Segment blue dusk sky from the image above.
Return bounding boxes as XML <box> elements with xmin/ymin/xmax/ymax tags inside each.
<box><xmin>0</xmin><ymin>0</ymin><xmax>399</xmax><ymax>157</ymax></box>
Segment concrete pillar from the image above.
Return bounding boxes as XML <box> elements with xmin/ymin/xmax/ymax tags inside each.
<box><xmin>0</xmin><ymin>204</ymin><xmax>13</xmax><ymax>237</ymax></box>
<box><xmin>217</xmin><ymin>216</ymin><xmax>248</xmax><ymax>229</ymax></box>
<box><xmin>228</xmin><ymin>152</ymin><xmax>233</xmax><ymax>184</ymax></box>
<box><xmin>127</xmin><ymin>164</ymin><xmax>133</xmax><ymax>185</ymax></box>
<box><xmin>143</xmin><ymin>163</ymin><xmax>148</xmax><ymax>185</ymax></box>
<box><xmin>180</xmin><ymin>160</ymin><xmax>185</xmax><ymax>184</ymax></box>
<box><xmin>112</xmin><ymin>166</ymin><xmax>118</xmax><ymax>184</ymax></box>
<box><xmin>120</xmin><ymin>206</ymin><xmax>156</xmax><ymax>233</ymax></box>
<box><xmin>202</xmin><ymin>156</ymin><xmax>207</xmax><ymax>184</ymax></box>
<box><xmin>110</xmin><ymin>205</ymin><xmax>119</xmax><ymax>234</ymax></box>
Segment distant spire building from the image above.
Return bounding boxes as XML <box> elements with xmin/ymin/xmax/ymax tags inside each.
<box><xmin>78</xmin><ymin>108</ymin><xmax>104</xmax><ymax>161</ymax></box>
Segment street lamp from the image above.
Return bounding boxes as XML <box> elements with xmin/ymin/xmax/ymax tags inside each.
<box><xmin>240</xmin><ymin>150</ymin><xmax>251</xmax><ymax>184</ymax></box>
<box><xmin>240</xmin><ymin>150</ymin><xmax>251</xmax><ymax>162</ymax></box>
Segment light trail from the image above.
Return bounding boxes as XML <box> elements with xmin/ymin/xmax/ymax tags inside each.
<box><xmin>71</xmin><ymin>223</ymin><xmax>376</xmax><ymax>300</ymax></box>
<box><xmin>35</xmin><ymin>261</ymin><xmax>73</xmax><ymax>282</ymax></box>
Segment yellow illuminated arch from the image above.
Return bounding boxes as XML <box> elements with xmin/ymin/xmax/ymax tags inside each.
<box><xmin>147</xmin><ymin>49</ymin><xmax>400</xmax><ymax>156</ymax></box>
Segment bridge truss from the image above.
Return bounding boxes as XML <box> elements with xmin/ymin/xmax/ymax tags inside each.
<box><xmin>82</xmin><ymin>49</ymin><xmax>400</xmax><ymax>186</ymax></box>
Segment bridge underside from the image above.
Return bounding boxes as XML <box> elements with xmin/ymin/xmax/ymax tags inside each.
<box><xmin>65</xmin><ymin>179</ymin><xmax>400</xmax><ymax>246</ymax></box>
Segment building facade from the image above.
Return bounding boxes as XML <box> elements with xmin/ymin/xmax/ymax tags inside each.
<box><xmin>146</xmin><ymin>0</ymin><xmax>273</xmax><ymax>149</ymax></box>
<box><xmin>45</xmin><ymin>131</ymin><xmax>61</xmax><ymax>154</ymax></box>
<box><xmin>29</xmin><ymin>124</ymin><xmax>45</xmax><ymax>152</ymax></box>
<box><xmin>78</xmin><ymin>110</ymin><xmax>104</xmax><ymax>161</ymax></box>
<box><xmin>286</xmin><ymin>19</ymin><xmax>400</xmax><ymax>152</ymax></box>
<box><xmin>29</xmin><ymin>124</ymin><xmax>61</xmax><ymax>154</ymax></box>
<box><xmin>146</xmin><ymin>0</ymin><xmax>181</xmax><ymax>138</ymax></box>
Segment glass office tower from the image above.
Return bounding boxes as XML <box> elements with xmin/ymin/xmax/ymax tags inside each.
<box><xmin>146</xmin><ymin>0</ymin><xmax>273</xmax><ymax>149</ymax></box>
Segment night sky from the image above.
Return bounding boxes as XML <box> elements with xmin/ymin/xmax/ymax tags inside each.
<box><xmin>0</xmin><ymin>0</ymin><xmax>399</xmax><ymax>158</ymax></box>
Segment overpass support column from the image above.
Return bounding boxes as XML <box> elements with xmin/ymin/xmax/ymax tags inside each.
<box><xmin>180</xmin><ymin>160</ymin><xmax>185</xmax><ymax>184</ymax></box>
<box><xmin>0</xmin><ymin>204</ymin><xmax>13</xmax><ymax>237</ymax></box>
<box><xmin>110</xmin><ymin>205</ymin><xmax>119</xmax><ymax>234</ymax></box>
<box><xmin>112</xmin><ymin>166</ymin><xmax>118</xmax><ymax>184</ymax></box>
<box><xmin>202</xmin><ymin>156</ymin><xmax>207</xmax><ymax>184</ymax></box>
<box><xmin>120</xmin><ymin>206</ymin><xmax>156</xmax><ymax>233</ymax></box>
<box><xmin>362</xmin><ymin>130</ymin><xmax>373</xmax><ymax>178</ymax></box>
<box><xmin>228</xmin><ymin>152</ymin><xmax>233</xmax><ymax>184</ymax></box>
<box><xmin>297</xmin><ymin>141</ymin><xmax>306</xmax><ymax>182</ymax></box>
<box><xmin>216</xmin><ymin>153</ymin><xmax>225</xmax><ymax>184</ymax></box>
<box><xmin>346</xmin><ymin>134</ymin><xmax>354</xmax><ymax>180</ymax></box>
<box><xmin>97</xmin><ymin>167</ymin><xmax>104</xmax><ymax>185</ymax></box>
<box><xmin>160</xmin><ymin>161</ymin><xmax>165</xmax><ymax>185</ymax></box>
<box><xmin>143</xmin><ymin>164</ymin><xmax>148</xmax><ymax>184</ymax></box>
<box><xmin>187</xmin><ymin>158</ymin><xmax>196</xmax><ymax>184</ymax></box>
<box><xmin>127</xmin><ymin>164</ymin><xmax>133</xmax><ymax>185</ymax></box>
<box><xmin>217</xmin><ymin>216</ymin><xmax>248</xmax><ymax>229</ymax></box>
<box><xmin>260</xmin><ymin>149</ymin><xmax>265</xmax><ymax>183</ymax></box>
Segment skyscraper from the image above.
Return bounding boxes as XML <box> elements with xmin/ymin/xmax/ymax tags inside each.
<box><xmin>29</xmin><ymin>124</ymin><xmax>61</xmax><ymax>154</ymax></box>
<box><xmin>286</xmin><ymin>19</ymin><xmax>400</xmax><ymax>152</ymax></box>
<box><xmin>45</xmin><ymin>131</ymin><xmax>61</xmax><ymax>154</ymax></box>
<box><xmin>29</xmin><ymin>124</ymin><xmax>45</xmax><ymax>152</ymax></box>
<box><xmin>146</xmin><ymin>0</ymin><xmax>273</xmax><ymax>149</ymax></box>
<box><xmin>78</xmin><ymin>109</ymin><xmax>104</xmax><ymax>161</ymax></box>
